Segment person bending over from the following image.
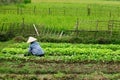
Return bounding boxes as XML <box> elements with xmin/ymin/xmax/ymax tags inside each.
<box><xmin>24</xmin><ymin>36</ymin><xmax>44</xmax><ymax>56</ymax></box>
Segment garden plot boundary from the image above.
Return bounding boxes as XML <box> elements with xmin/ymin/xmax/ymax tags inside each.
<box><xmin>1</xmin><ymin>20</ymin><xmax>120</xmax><ymax>37</ymax></box>
<box><xmin>0</xmin><ymin>6</ymin><xmax>120</xmax><ymax>17</ymax></box>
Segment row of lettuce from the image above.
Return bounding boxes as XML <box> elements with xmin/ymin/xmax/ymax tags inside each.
<box><xmin>1</xmin><ymin>42</ymin><xmax>120</xmax><ymax>62</ymax></box>
<box><xmin>7</xmin><ymin>42</ymin><xmax>120</xmax><ymax>50</ymax></box>
<box><xmin>2</xmin><ymin>47</ymin><xmax>120</xmax><ymax>56</ymax></box>
<box><xmin>0</xmin><ymin>53</ymin><xmax>120</xmax><ymax>62</ymax></box>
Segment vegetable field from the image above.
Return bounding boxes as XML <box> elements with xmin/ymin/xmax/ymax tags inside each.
<box><xmin>0</xmin><ymin>42</ymin><xmax>120</xmax><ymax>79</ymax></box>
<box><xmin>1</xmin><ymin>0</ymin><xmax>120</xmax><ymax>79</ymax></box>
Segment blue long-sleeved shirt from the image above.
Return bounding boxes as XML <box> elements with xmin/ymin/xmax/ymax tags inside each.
<box><xmin>28</xmin><ymin>41</ymin><xmax>44</xmax><ymax>56</ymax></box>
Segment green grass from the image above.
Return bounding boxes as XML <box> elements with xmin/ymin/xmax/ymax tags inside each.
<box><xmin>1</xmin><ymin>1</ymin><xmax>120</xmax><ymax>32</ymax></box>
<box><xmin>1</xmin><ymin>0</ymin><xmax>120</xmax><ymax>42</ymax></box>
<box><xmin>31</xmin><ymin>0</ymin><xmax>120</xmax><ymax>5</ymax></box>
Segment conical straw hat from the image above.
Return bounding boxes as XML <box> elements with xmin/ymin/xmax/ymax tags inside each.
<box><xmin>27</xmin><ymin>37</ymin><xmax>37</xmax><ymax>43</ymax></box>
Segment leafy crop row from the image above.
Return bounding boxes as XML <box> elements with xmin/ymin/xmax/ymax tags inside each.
<box><xmin>9</xmin><ymin>42</ymin><xmax>120</xmax><ymax>51</ymax></box>
<box><xmin>2</xmin><ymin>48</ymin><xmax>27</xmax><ymax>55</ymax></box>
<box><xmin>1</xmin><ymin>47</ymin><xmax>120</xmax><ymax>61</ymax></box>
<box><xmin>1</xmin><ymin>43</ymin><xmax>120</xmax><ymax>62</ymax></box>
<box><xmin>2</xmin><ymin>47</ymin><xmax>120</xmax><ymax>55</ymax></box>
<box><xmin>0</xmin><ymin>53</ymin><xmax>120</xmax><ymax>62</ymax></box>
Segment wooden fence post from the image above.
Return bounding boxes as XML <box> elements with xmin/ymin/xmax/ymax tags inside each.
<box><xmin>20</xmin><ymin>8</ymin><xmax>22</xmax><ymax>14</ymax></box>
<box><xmin>94</xmin><ymin>20</ymin><xmax>99</xmax><ymax>38</ymax></box>
<box><xmin>87</xmin><ymin>6</ymin><xmax>91</xmax><ymax>16</ymax></box>
<box><xmin>33</xmin><ymin>6</ymin><xmax>36</xmax><ymax>14</ymax></box>
<box><xmin>76</xmin><ymin>8</ymin><xmax>78</xmax><ymax>16</ymax></box>
<box><xmin>108</xmin><ymin>20</ymin><xmax>113</xmax><ymax>37</ymax></box>
<box><xmin>118</xmin><ymin>7</ymin><xmax>120</xmax><ymax>17</ymax></box>
<box><xmin>48</xmin><ymin>8</ymin><xmax>51</xmax><ymax>15</ymax></box>
<box><xmin>1</xmin><ymin>23</ymin><xmax>4</xmax><ymax>32</ymax></box>
<box><xmin>17</xmin><ymin>7</ymin><xmax>19</xmax><ymax>14</ymax></box>
<box><xmin>74</xmin><ymin>18</ymin><xmax>79</xmax><ymax>37</ymax></box>
<box><xmin>9</xmin><ymin>23</ymin><xmax>13</xmax><ymax>33</ymax></box>
<box><xmin>21</xmin><ymin>18</ymin><xmax>25</xmax><ymax>34</ymax></box>
<box><xmin>109</xmin><ymin>11</ymin><xmax>111</xmax><ymax>18</ymax></box>
<box><xmin>64</xmin><ymin>7</ymin><xmax>65</xmax><ymax>15</ymax></box>
<box><xmin>111</xmin><ymin>20</ymin><xmax>114</xmax><ymax>37</ymax></box>
<box><xmin>96</xmin><ymin>20</ymin><xmax>99</xmax><ymax>31</ymax></box>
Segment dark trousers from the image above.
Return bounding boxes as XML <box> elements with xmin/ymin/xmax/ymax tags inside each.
<box><xmin>24</xmin><ymin>52</ymin><xmax>33</xmax><ymax>56</ymax></box>
<box><xmin>24</xmin><ymin>52</ymin><xmax>44</xmax><ymax>57</ymax></box>
<box><xmin>37</xmin><ymin>54</ymin><xmax>44</xmax><ymax>57</ymax></box>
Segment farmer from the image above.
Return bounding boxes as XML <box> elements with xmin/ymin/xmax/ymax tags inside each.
<box><xmin>24</xmin><ymin>36</ymin><xmax>44</xmax><ymax>56</ymax></box>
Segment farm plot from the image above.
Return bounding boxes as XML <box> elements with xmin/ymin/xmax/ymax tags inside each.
<box><xmin>0</xmin><ymin>42</ymin><xmax>120</xmax><ymax>79</ymax></box>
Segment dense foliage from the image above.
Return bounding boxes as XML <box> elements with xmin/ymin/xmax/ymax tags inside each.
<box><xmin>1</xmin><ymin>42</ymin><xmax>120</xmax><ymax>62</ymax></box>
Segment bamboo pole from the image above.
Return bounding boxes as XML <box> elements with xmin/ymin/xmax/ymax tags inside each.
<box><xmin>33</xmin><ymin>24</ymin><xmax>39</xmax><ymax>36</ymax></box>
